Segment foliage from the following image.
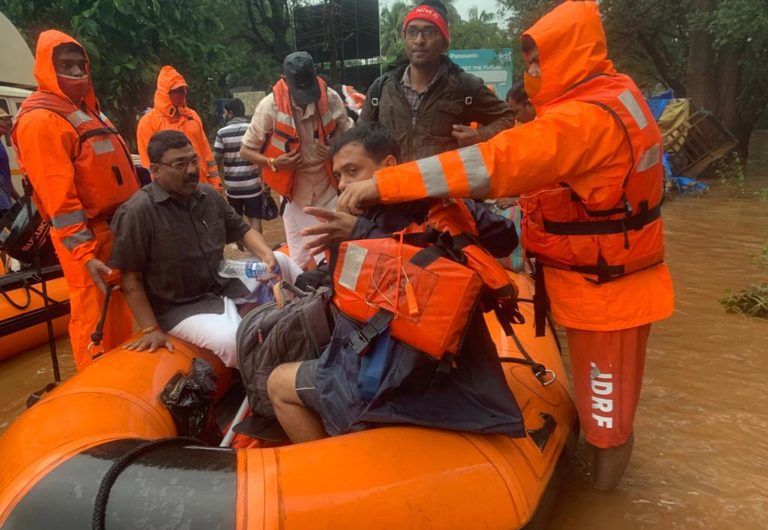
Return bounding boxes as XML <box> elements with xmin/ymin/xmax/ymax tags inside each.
<box><xmin>720</xmin><ymin>283</ymin><xmax>768</xmax><ymax>318</ymax></box>
<box><xmin>497</xmin><ymin>0</ymin><xmax>768</xmax><ymax>159</ymax></box>
<box><xmin>714</xmin><ymin>151</ymin><xmax>747</xmax><ymax>197</ymax></box>
<box><xmin>1</xmin><ymin>0</ymin><xmax>229</xmax><ymax>147</ymax></box>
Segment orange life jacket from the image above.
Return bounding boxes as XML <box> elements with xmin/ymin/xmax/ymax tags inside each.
<box><xmin>13</xmin><ymin>92</ymin><xmax>138</xmax><ymax>221</ymax></box>
<box><xmin>333</xmin><ymin>200</ymin><xmax>521</xmax><ymax>361</ymax></box>
<box><xmin>518</xmin><ymin>74</ymin><xmax>665</xmax><ymax>284</ymax></box>
<box><xmin>261</xmin><ymin>77</ymin><xmax>338</xmax><ymax>199</ymax></box>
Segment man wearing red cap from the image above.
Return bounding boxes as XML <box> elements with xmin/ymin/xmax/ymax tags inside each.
<box><xmin>358</xmin><ymin>0</ymin><xmax>514</xmax><ymax>162</ymax></box>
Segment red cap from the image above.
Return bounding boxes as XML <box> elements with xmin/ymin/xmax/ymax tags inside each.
<box><xmin>403</xmin><ymin>5</ymin><xmax>449</xmax><ymax>44</ymax></box>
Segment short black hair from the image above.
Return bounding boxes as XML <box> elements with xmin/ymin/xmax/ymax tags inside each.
<box><xmin>224</xmin><ymin>98</ymin><xmax>246</xmax><ymax>117</ymax></box>
<box><xmin>53</xmin><ymin>42</ymin><xmax>84</xmax><ymax>57</ymax></box>
<box><xmin>328</xmin><ymin>122</ymin><xmax>401</xmax><ymax>164</ymax></box>
<box><xmin>506</xmin><ymin>81</ymin><xmax>528</xmax><ymax>104</ymax></box>
<box><xmin>147</xmin><ymin>130</ymin><xmax>191</xmax><ymax>163</ymax></box>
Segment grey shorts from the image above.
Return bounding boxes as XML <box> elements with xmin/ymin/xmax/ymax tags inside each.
<box><xmin>295</xmin><ymin>358</ymin><xmax>321</xmax><ymax>413</ymax></box>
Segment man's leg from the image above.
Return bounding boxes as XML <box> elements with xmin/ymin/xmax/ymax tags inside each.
<box><xmin>168</xmin><ymin>298</ymin><xmax>242</xmax><ymax>368</ymax></box>
<box><xmin>268</xmin><ymin>361</ymin><xmax>327</xmax><ymax>443</ymax></box>
<box><xmin>566</xmin><ymin>325</ymin><xmax>651</xmax><ymax>491</ymax></box>
<box><xmin>241</xmin><ymin>194</ymin><xmax>263</xmax><ymax>233</ymax></box>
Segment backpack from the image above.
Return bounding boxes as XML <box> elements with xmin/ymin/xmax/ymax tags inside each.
<box><xmin>366</xmin><ymin>65</ymin><xmax>477</xmax><ymax>122</ymax></box>
<box><xmin>236</xmin><ymin>282</ymin><xmax>335</xmax><ymax>418</ymax></box>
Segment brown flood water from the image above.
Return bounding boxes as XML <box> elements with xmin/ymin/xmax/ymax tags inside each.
<box><xmin>1</xmin><ymin>133</ymin><xmax>767</xmax><ymax>528</ymax></box>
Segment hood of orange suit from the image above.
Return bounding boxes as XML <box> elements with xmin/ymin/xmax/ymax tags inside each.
<box><xmin>522</xmin><ymin>1</ymin><xmax>615</xmax><ymax>108</ymax></box>
<box><xmin>33</xmin><ymin>30</ymin><xmax>98</xmax><ymax>108</ymax></box>
<box><xmin>153</xmin><ymin>65</ymin><xmax>189</xmax><ymax>116</ymax></box>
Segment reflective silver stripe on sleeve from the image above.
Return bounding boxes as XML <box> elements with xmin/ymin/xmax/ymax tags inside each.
<box><xmin>62</xmin><ymin>227</ymin><xmax>96</xmax><ymax>250</ymax></box>
<box><xmin>51</xmin><ymin>209</ymin><xmax>87</xmax><ymax>229</ymax></box>
<box><xmin>617</xmin><ymin>90</ymin><xmax>648</xmax><ymax>130</ymax></box>
<box><xmin>99</xmin><ymin>111</ymin><xmax>109</xmax><ymax>122</ymax></box>
<box><xmin>636</xmin><ymin>143</ymin><xmax>661</xmax><ymax>172</ymax></box>
<box><xmin>92</xmin><ymin>139</ymin><xmax>115</xmax><ymax>155</ymax></box>
<box><xmin>275</xmin><ymin>111</ymin><xmax>294</xmax><ymax>128</ymax></box>
<box><xmin>65</xmin><ymin>110</ymin><xmax>92</xmax><ymax>127</ymax></box>
<box><xmin>417</xmin><ymin>156</ymin><xmax>450</xmax><ymax>198</ymax></box>
<box><xmin>338</xmin><ymin>243</ymin><xmax>368</xmax><ymax>290</ymax></box>
<box><xmin>458</xmin><ymin>145</ymin><xmax>491</xmax><ymax>198</ymax></box>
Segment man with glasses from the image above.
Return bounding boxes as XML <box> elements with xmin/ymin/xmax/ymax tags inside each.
<box><xmin>12</xmin><ymin>30</ymin><xmax>139</xmax><ymax>370</ymax></box>
<box><xmin>358</xmin><ymin>0</ymin><xmax>514</xmax><ymax>161</ymax></box>
<box><xmin>109</xmin><ymin>130</ymin><xmax>283</xmax><ymax>368</ymax></box>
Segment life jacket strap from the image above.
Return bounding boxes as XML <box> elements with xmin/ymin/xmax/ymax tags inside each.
<box><xmin>345</xmin><ymin>309</ymin><xmax>394</xmax><ymax>356</ymax></box>
<box><xmin>542</xmin><ymin>203</ymin><xmax>661</xmax><ymax>236</ymax></box>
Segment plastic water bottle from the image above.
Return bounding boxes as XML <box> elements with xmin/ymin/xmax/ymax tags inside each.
<box><xmin>218</xmin><ymin>259</ymin><xmax>271</xmax><ymax>279</ymax></box>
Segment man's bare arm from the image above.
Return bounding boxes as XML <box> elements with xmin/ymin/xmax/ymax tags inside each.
<box><xmin>121</xmin><ymin>271</ymin><xmax>174</xmax><ymax>352</ymax></box>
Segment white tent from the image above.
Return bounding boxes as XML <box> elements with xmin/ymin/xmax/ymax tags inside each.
<box><xmin>0</xmin><ymin>11</ymin><xmax>35</xmax><ymax>90</ymax></box>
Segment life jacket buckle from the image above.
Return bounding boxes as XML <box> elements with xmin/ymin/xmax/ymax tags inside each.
<box><xmin>537</xmin><ymin>368</ymin><xmax>557</xmax><ymax>386</ymax></box>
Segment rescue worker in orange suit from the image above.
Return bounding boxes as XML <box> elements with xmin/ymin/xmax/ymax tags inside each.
<box><xmin>12</xmin><ymin>31</ymin><xmax>139</xmax><ymax>370</ymax></box>
<box><xmin>136</xmin><ymin>66</ymin><xmax>221</xmax><ymax>190</ymax></box>
<box><xmin>338</xmin><ymin>1</ymin><xmax>675</xmax><ymax>491</ymax></box>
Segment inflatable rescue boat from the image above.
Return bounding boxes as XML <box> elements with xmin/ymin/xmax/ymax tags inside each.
<box><xmin>0</xmin><ymin>264</ymin><xmax>70</xmax><ymax>360</ymax></box>
<box><xmin>0</xmin><ymin>272</ymin><xmax>576</xmax><ymax>530</ymax></box>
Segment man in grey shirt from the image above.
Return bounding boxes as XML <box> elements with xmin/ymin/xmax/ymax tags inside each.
<box><xmin>110</xmin><ymin>130</ymin><xmax>277</xmax><ymax>367</ymax></box>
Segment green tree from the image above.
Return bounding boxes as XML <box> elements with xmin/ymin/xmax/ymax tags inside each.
<box><xmin>1</xmin><ymin>0</ymin><xmax>230</xmax><ymax>148</ymax></box>
<box><xmin>498</xmin><ymin>0</ymin><xmax>768</xmax><ymax>159</ymax></box>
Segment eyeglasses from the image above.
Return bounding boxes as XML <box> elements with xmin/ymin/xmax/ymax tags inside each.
<box><xmin>404</xmin><ymin>26</ymin><xmax>439</xmax><ymax>40</ymax></box>
<box><xmin>158</xmin><ymin>156</ymin><xmax>200</xmax><ymax>171</ymax></box>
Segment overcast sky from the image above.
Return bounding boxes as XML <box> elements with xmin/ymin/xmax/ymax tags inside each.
<box><xmin>452</xmin><ymin>0</ymin><xmax>504</xmax><ymax>20</ymax></box>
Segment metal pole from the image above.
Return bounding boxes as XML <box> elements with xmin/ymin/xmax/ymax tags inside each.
<box><xmin>23</xmin><ymin>180</ymin><xmax>60</xmax><ymax>382</ymax></box>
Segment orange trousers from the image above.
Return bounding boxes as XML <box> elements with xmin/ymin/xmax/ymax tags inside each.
<box><xmin>566</xmin><ymin>325</ymin><xmax>651</xmax><ymax>448</ymax></box>
<box><xmin>51</xmin><ymin>220</ymin><xmax>133</xmax><ymax>371</ymax></box>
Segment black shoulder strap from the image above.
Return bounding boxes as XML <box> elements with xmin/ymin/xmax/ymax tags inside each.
<box><xmin>367</xmin><ymin>74</ymin><xmax>389</xmax><ymax>121</ymax></box>
<box><xmin>457</xmin><ymin>72</ymin><xmax>475</xmax><ymax>108</ymax></box>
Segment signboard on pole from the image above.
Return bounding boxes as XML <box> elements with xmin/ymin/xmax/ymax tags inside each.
<box><xmin>447</xmin><ymin>48</ymin><xmax>513</xmax><ymax>99</ymax></box>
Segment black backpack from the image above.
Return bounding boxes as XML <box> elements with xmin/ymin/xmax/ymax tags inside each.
<box><xmin>236</xmin><ymin>282</ymin><xmax>335</xmax><ymax>418</ymax></box>
<box><xmin>366</xmin><ymin>66</ymin><xmax>477</xmax><ymax>122</ymax></box>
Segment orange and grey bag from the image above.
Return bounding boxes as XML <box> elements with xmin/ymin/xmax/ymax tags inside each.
<box><xmin>332</xmin><ymin>199</ymin><xmax>522</xmax><ymax>362</ymax></box>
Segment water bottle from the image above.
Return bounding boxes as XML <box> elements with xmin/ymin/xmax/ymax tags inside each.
<box><xmin>218</xmin><ymin>259</ymin><xmax>271</xmax><ymax>279</ymax></box>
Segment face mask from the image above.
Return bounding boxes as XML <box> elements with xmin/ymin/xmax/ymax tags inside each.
<box><xmin>57</xmin><ymin>74</ymin><xmax>90</xmax><ymax>102</ymax></box>
<box><xmin>170</xmin><ymin>90</ymin><xmax>187</xmax><ymax>108</ymax></box>
<box><xmin>524</xmin><ymin>71</ymin><xmax>542</xmax><ymax>99</ymax></box>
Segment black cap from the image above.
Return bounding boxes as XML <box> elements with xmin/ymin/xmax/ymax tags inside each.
<box><xmin>283</xmin><ymin>51</ymin><xmax>320</xmax><ymax>106</ymax></box>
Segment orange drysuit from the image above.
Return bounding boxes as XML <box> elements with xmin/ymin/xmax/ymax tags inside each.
<box><xmin>371</xmin><ymin>1</ymin><xmax>674</xmax><ymax>447</ymax></box>
<box><xmin>136</xmin><ymin>66</ymin><xmax>221</xmax><ymax>189</ymax></box>
<box><xmin>12</xmin><ymin>30</ymin><xmax>137</xmax><ymax>370</ymax></box>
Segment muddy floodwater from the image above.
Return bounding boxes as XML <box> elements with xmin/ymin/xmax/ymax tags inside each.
<box><xmin>2</xmin><ymin>133</ymin><xmax>767</xmax><ymax>529</ymax></box>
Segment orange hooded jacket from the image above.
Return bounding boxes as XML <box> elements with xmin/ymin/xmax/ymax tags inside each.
<box><xmin>372</xmin><ymin>1</ymin><xmax>674</xmax><ymax>331</ymax></box>
<box><xmin>136</xmin><ymin>66</ymin><xmax>221</xmax><ymax>189</ymax></box>
<box><xmin>12</xmin><ymin>30</ymin><xmax>139</xmax><ymax>264</ymax></box>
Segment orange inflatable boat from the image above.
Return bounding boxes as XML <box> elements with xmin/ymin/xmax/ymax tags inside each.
<box><xmin>0</xmin><ymin>271</ymin><xmax>576</xmax><ymax>530</ymax></box>
<box><xmin>0</xmin><ymin>265</ymin><xmax>70</xmax><ymax>361</ymax></box>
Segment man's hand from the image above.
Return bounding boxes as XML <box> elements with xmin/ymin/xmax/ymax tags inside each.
<box><xmin>85</xmin><ymin>258</ymin><xmax>113</xmax><ymax>293</ymax></box>
<box><xmin>261</xmin><ymin>250</ymin><xmax>279</xmax><ymax>276</ymax></box>
<box><xmin>337</xmin><ymin>179</ymin><xmax>381</xmax><ymax>215</ymax></box>
<box><xmin>496</xmin><ymin>197</ymin><xmax>518</xmax><ymax>210</ymax></box>
<box><xmin>125</xmin><ymin>330</ymin><xmax>174</xmax><ymax>353</ymax></box>
<box><xmin>315</xmin><ymin>143</ymin><xmax>329</xmax><ymax>160</ymax></box>
<box><xmin>451</xmin><ymin>124</ymin><xmax>481</xmax><ymax>147</ymax></box>
<box><xmin>275</xmin><ymin>150</ymin><xmax>303</xmax><ymax>171</ymax></box>
<box><xmin>301</xmin><ymin>207</ymin><xmax>358</xmax><ymax>256</ymax></box>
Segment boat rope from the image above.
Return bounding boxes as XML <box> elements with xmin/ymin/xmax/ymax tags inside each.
<box><xmin>0</xmin><ymin>284</ymin><xmax>32</xmax><ymax>310</ymax></box>
<box><xmin>91</xmin><ymin>436</ymin><xmax>202</xmax><ymax>530</ymax></box>
<box><xmin>497</xmin><ymin>298</ymin><xmax>557</xmax><ymax>385</ymax></box>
